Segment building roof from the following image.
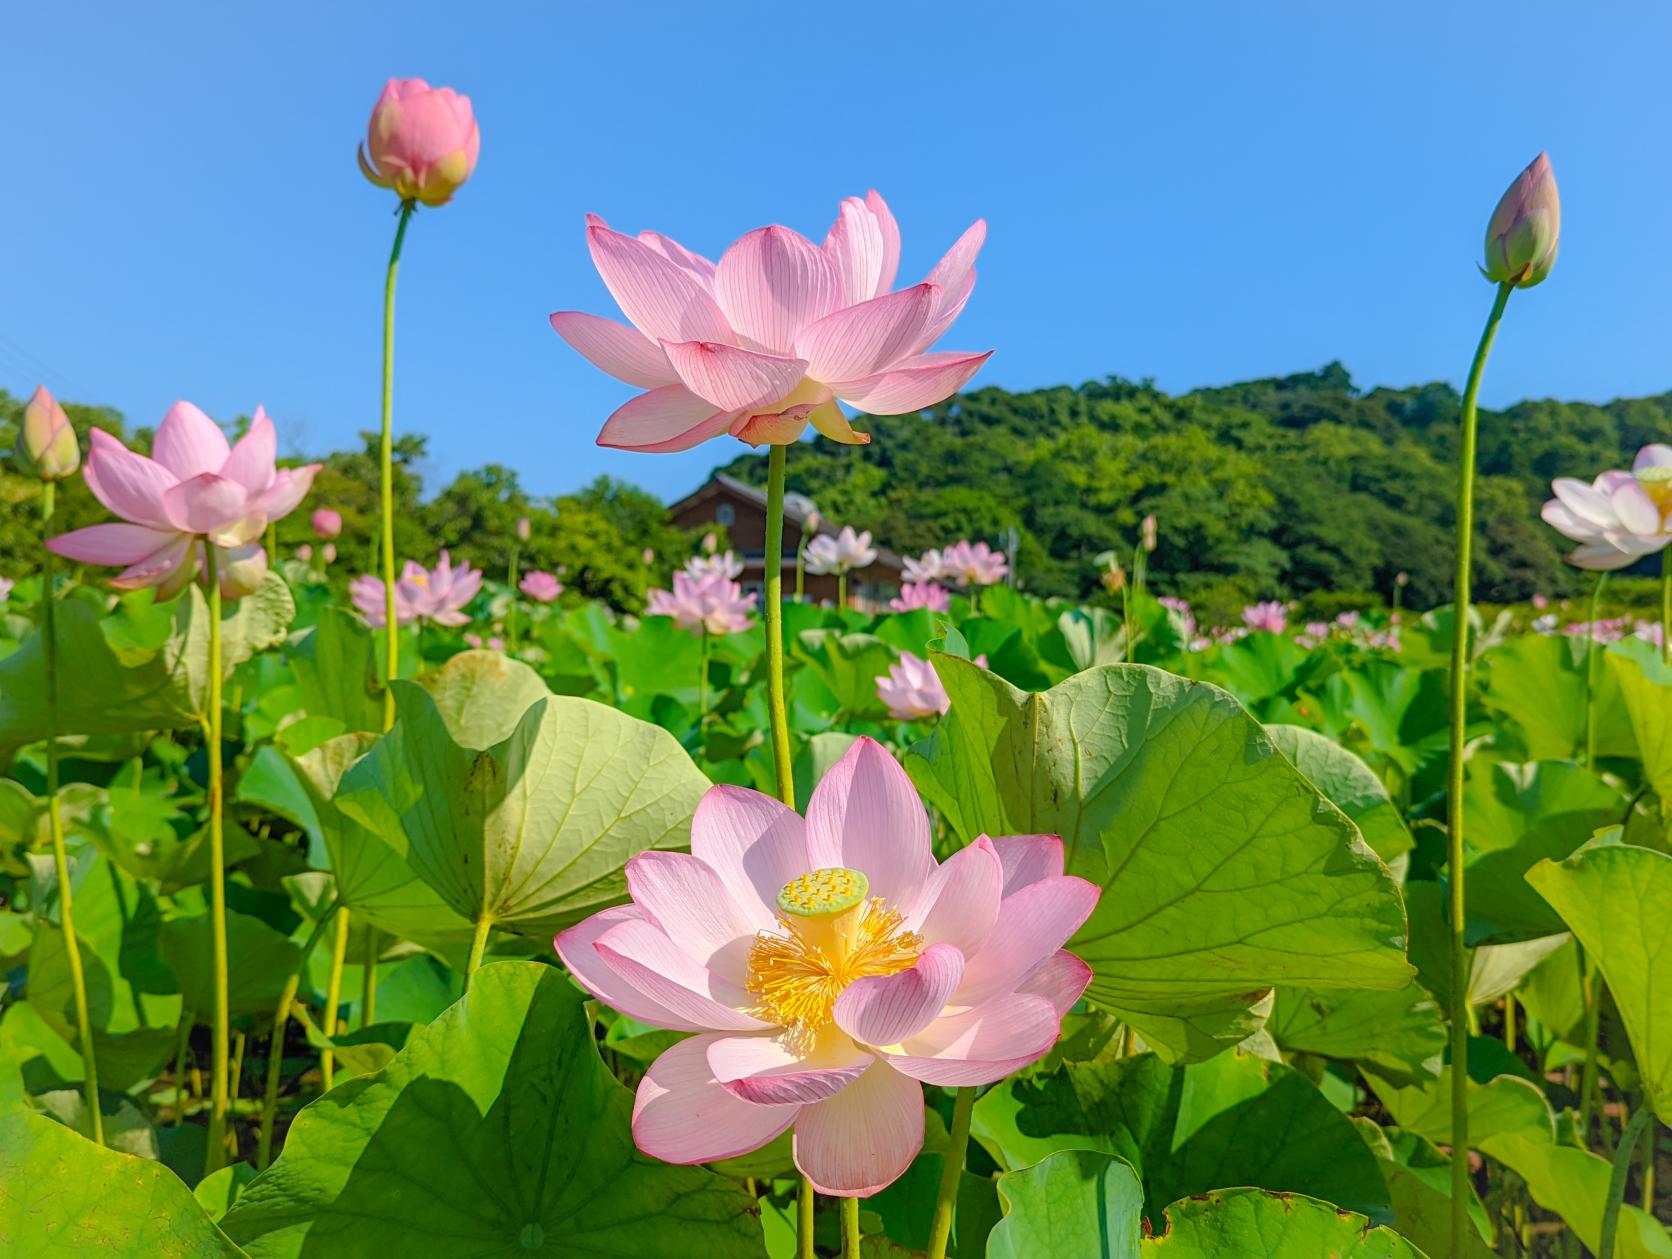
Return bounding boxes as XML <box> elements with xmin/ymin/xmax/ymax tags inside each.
<box><xmin>669</xmin><ymin>473</ymin><xmax>904</xmax><ymax>571</ymax></box>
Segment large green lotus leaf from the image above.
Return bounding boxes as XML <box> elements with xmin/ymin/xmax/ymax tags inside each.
<box><xmin>1401</xmin><ymin>880</ymin><xmax>1569</xmax><ymax>1011</ymax></box>
<box><xmin>1322</xmin><ymin>660</ymin><xmax>1451</xmax><ymax>782</ymax></box>
<box><xmin>1365</xmin><ymin>1069</ymin><xmax>1553</xmax><ymax>1151</ymax></box>
<box><xmin>0</xmin><ymin>1110</ymin><xmax>243</xmax><ymax>1256</ymax></box>
<box><xmin>1486</xmin><ymin>1129</ymin><xmax>1672</xmax><ymax>1259</ymax></box>
<box><xmin>606</xmin><ymin>617</ymin><xmax>706</xmax><ymax>715</ymax></box>
<box><xmin>336</xmin><ymin>669</ymin><xmax>708</xmax><ymax>937</ymax></box>
<box><xmin>220</xmin><ymin>961</ymin><xmax>761</xmax><ymax>1258</ymax></box>
<box><xmin>1355</xmin><ymin>1121</ymin><xmax>1493</xmax><ymax>1259</ymax></box>
<box><xmin>1054</xmin><ymin>608</ymin><xmax>1129</xmax><ymax>671</ymax></box>
<box><xmin>161</xmin><ymin>911</ymin><xmax>302</xmax><ymax>1020</ymax></box>
<box><xmin>411</xmin><ymin>649</ymin><xmax>552</xmax><ymax>748</ymax></box>
<box><xmin>1479</xmin><ymin>632</ymin><xmax>1635</xmax><ymax>761</ymax></box>
<box><xmin>1140</xmin><ymin>1188</ymin><xmax>1428</xmax><ymax>1257</ymax></box>
<box><xmin>1268</xmin><ymin>983</ymin><xmax>1445</xmax><ymax>1086</ymax></box>
<box><xmin>794</xmin><ymin>629</ymin><xmax>895</xmax><ymax>720</ymax></box>
<box><xmin>290</xmin><ymin>733</ymin><xmax>472</xmax><ymax>947</ymax></box>
<box><xmin>1527</xmin><ymin>841</ymin><xmax>1672</xmax><ymax>1116</ymax></box>
<box><xmin>988</xmin><ymin>1149</ymin><xmax>1144</xmax><ymax>1259</ymax></box>
<box><xmin>1266</xmin><ymin>723</ymin><xmax>1414</xmax><ymax>865</ymax></box>
<box><xmin>1460</xmin><ymin>760</ymin><xmax>1623</xmax><ymax>941</ymax></box>
<box><xmin>1608</xmin><ymin>638</ymin><xmax>1672</xmax><ymax>805</ymax></box>
<box><xmin>905</xmin><ymin>658</ymin><xmax>1410</xmax><ymax>1059</ymax></box>
<box><xmin>285</xmin><ymin>607</ymin><xmax>384</xmax><ymax>733</ymax></box>
<box><xmin>0</xmin><ymin>574</ymin><xmax>293</xmax><ymax>750</ymax></box>
<box><xmin>972</xmin><ymin>1049</ymin><xmax>1389</xmax><ymax>1228</ymax></box>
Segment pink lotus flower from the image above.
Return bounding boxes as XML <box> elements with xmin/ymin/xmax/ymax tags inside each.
<box><xmin>901</xmin><ymin>549</ymin><xmax>944</xmax><ymax>584</ymax></box>
<box><xmin>805</xmin><ymin>526</ymin><xmax>877</xmax><ymax>576</ymax></box>
<box><xmin>297</xmin><ymin>544</ymin><xmax>314</xmax><ymax>562</ymax></box>
<box><xmin>554</xmin><ymin>738</ymin><xmax>1097</xmax><ymax>1195</ymax></box>
<box><xmin>940</xmin><ymin>540</ymin><xmax>1008</xmax><ymax>588</ymax></box>
<box><xmin>889</xmin><ymin>582</ymin><xmax>950</xmax><ymax>613</ymax></box>
<box><xmin>16</xmin><ymin>385</ymin><xmax>79</xmax><ymax>480</ymax></box>
<box><xmin>1242</xmin><ymin>601</ymin><xmax>1288</xmax><ymax>633</ymax></box>
<box><xmin>1484</xmin><ymin>152</ymin><xmax>1560</xmax><ymax>288</ymax></box>
<box><xmin>0</xmin><ymin>576</ymin><xmax>13</xmax><ymax>603</ymax></box>
<box><xmin>551</xmin><ymin>192</ymin><xmax>991</xmax><ymax>452</ymax></box>
<box><xmin>358</xmin><ymin>77</ymin><xmax>480</xmax><ymax>207</ymax></box>
<box><xmin>685</xmin><ymin>551</ymin><xmax>745</xmax><ymax>581</ymax></box>
<box><xmin>519</xmin><ymin>570</ymin><xmax>564</xmax><ymax>603</ymax></box>
<box><xmin>311</xmin><ymin>507</ymin><xmax>343</xmax><ymax>540</ymax></box>
<box><xmin>351</xmin><ymin>551</ymin><xmax>482</xmax><ymax>628</ymax></box>
<box><xmin>1541</xmin><ymin>445</ymin><xmax>1672</xmax><ymax>569</ymax></box>
<box><xmin>46</xmin><ymin>402</ymin><xmax>317</xmax><ymax>600</ymax></box>
<box><xmin>875</xmin><ymin>651</ymin><xmax>984</xmax><ymax>720</ymax></box>
<box><xmin>646</xmin><ymin>571</ymin><xmax>757</xmax><ymax>636</ymax></box>
<box><xmin>464</xmin><ymin>632</ymin><xmax>506</xmax><ymax>651</ymax></box>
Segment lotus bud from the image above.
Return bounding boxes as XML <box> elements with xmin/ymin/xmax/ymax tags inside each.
<box><xmin>16</xmin><ymin>385</ymin><xmax>80</xmax><ymax>480</ymax></box>
<box><xmin>311</xmin><ymin>508</ymin><xmax>343</xmax><ymax>540</ymax></box>
<box><xmin>1483</xmin><ymin>152</ymin><xmax>1560</xmax><ymax>288</ymax></box>
<box><xmin>358</xmin><ymin>77</ymin><xmax>480</xmax><ymax>207</ymax></box>
<box><xmin>217</xmin><ymin>544</ymin><xmax>270</xmax><ymax>600</ymax></box>
<box><xmin>1140</xmin><ymin>514</ymin><xmax>1158</xmax><ymax>553</ymax></box>
<box><xmin>642</xmin><ymin>548</ymin><xmax>656</xmax><ymax>565</ymax></box>
<box><xmin>516</xmin><ymin>516</ymin><xmax>532</xmax><ymax>543</ymax></box>
<box><xmin>323</xmin><ymin>542</ymin><xmax>337</xmax><ymax>565</ymax></box>
<box><xmin>702</xmin><ymin>531</ymin><xmax>718</xmax><ymax>554</ymax></box>
<box><xmin>1395</xmin><ymin>571</ymin><xmax>1410</xmax><ymax>588</ymax></box>
<box><xmin>805</xmin><ymin>508</ymin><xmax>823</xmax><ymax>534</ymax></box>
<box><xmin>297</xmin><ymin>543</ymin><xmax>314</xmax><ymax>562</ymax></box>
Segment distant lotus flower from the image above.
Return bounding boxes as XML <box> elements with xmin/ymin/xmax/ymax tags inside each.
<box><xmin>351</xmin><ymin>571</ymin><xmax>418</xmax><ymax>628</ymax></box>
<box><xmin>516</xmin><ymin>516</ymin><xmax>532</xmax><ymax>543</ymax></box>
<box><xmin>1140</xmin><ymin>514</ymin><xmax>1158</xmax><ymax>553</ymax></box>
<box><xmin>1395</xmin><ymin>571</ymin><xmax>1410</xmax><ymax>587</ymax></box>
<box><xmin>1158</xmin><ymin>595</ymin><xmax>1195</xmax><ymax>639</ymax></box>
<box><xmin>322</xmin><ymin>542</ymin><xmax>337</xmax><ymax>564</ymax></box>
<box><xmin>702</xmin><ymin>531</ymin><xmax>719</xmax><ymax>554</ymax></box>
<box><xmin>1483</xmin><ymin>152</ymin><xmax>1560</xmax><ymax>288</ymax></box>
<box><xmin>804</xmin><ymin>527</ymin><xmax>877</xmax><ymax>576</ymax></box>
<box><xmin>1541</xmin><ymin>445</ymin><xmax>1672</xmax><ymax>569</ymax></box>
<box><xmin>358</xmin><ymin>77</ymin><xmax>480</xmax><ymax>207</ymax></box>
<box><xmin>551</xmin><ymin>191</ymin><xmax>991</xmax><ymax>452</ymax></box>
<box><xmin>553</xmin><ymin>737</ymin><xmax>1097</xmax><ymax>1195</ymax></box>
<box><xmin>297</xmin><ymin>543</ymin><xmax>314</xmax><ymax>562</ymax></box>
<box><xmin>47</xmin><ymin>402</ymin><xmax>317</xmax><ymax>600</ymax></box>
<box><xmin>889</xmin><ymin>582</ymin><xmax>950</xmax><ymax>613</ymax></box>
<box><xmin>685</xmin><ymin>551</ymin><xmax>745</xmax><ymax>581</ymax></box>
<box><xmin>0</xmin><ymin>575</ymin><xmax>13</xmax><ymax>603</ymax></box>
<box><xmin>646</xmin><ymin>571</ymin><xmax>757</xmax><ymax>635</ymax></box>
<box><xmin>1242</xmin><ymin>601</ymin><xmax>1288</xmax><ymax>633</ymax></box>
<box><xmin>16</xmin><ymin>385</ymin><xmax>79</xmax><ymax>480</ymax></box>
<box><xmin>940</xmin><ymin>540</ymin><xmax>1008</xmax><ymax>587</ymax></box>
<box><xmin>901</xmin><ymin>549</ymin><xmax>943</xmax><ymax>584</ymax></box>
<box><xmin>464</xmin><ymin>633</ymin><xmax>506</xmax><ymax>651</ymax></box>
<box><xmin>519</xmin><ymin>570</ymin><xmax>564</xmax><ymax>603</ymax></box>
<box><xmin>352</xmin><ymin>551</ymin><xmax>482</xmax><ymax>628</ymax></box>
<box><xmin>311</xmin><ymin>507</ymin><xmax>343</xmax><ymax>540</ymax></box>
<box><xmin>876</xmin><ymin>650</ymin><xmax>983</xmax><ymax>720</ymax></box>
<box><xmin>643</xmin><ymin>547</ymin><xmax>656</xmax><ymax>565</ymax></box>
<box><xmin>1532</xmin><ymin>593</ymin><xmax>1550</xmax><ymax>609</ymax></box>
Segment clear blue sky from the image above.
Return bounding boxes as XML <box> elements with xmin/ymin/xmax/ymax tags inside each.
<box><xmin>5</xmin><ymin>2</ymin><xmax>1667</xmax><ymax>502</ymax></box>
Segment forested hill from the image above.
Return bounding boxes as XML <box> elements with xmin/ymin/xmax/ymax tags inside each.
<box><xmin>721</xmin><ymin>362</ymin><xmax>1672</xmax><ymax>610</ymax></box>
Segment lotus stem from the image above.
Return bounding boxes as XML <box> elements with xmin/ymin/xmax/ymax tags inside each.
<box><xmin>362</xmin><ymin>927</ymin><xmax>379</xmax><ymax>1027</ymax></box>
<box><xmin>1445</xmin><ymin>279</ymin><xmax>1513</xmax><ymax>1257</ymax></box>
<box><xmin>466</xmin><ymin>912</ymin><xmax>494</xmax><ymax>986</ymax></box>
<box><xmin>1601</xmin><ymin>1104</ymin><xmax>1653</xmax><ymax>1259</ymax></box>
<box><xmin>1661</xmin><ymin>551</ymin><xmax>1669</xmax><ymax>665</ymax></box>
<box><xmin>202</xmin><ymin>543</ymin><xmax>231</xmax><ymax>1175</ymax></box>
<box><xmin>795</xmin><ymin>537</ymin><xmax>807</xmax><ymax>602</ymax></box>
<box><xmin>1584</xmin><ymin>572</ymin><xmax>1609</xmax><ymax>768</ymax></box>
<box><xmin>1504</xmin><ymin>991</ymin><xmax>1517</xmax><ymax>1053</ymax></box>
<box><xmin>840</xmin><ymin>1196</ymin><xmax>861</xmax><ymax>1258</ymax></box>
<box><xmin>837</xmin><ymin>571</ymin><xmax>847</xmax><ymax>611</ymax></box>
<box><xmin>797</xmin><ymin>1176</ymin><xmax>815</xmax><ymax>1259</ymax></box>
<box><xmin>1580</xmin><ymin>945</ymin><xmax>1602</xmax><ymax>1148</ymax></box>
<box><xmin>257</xmin><ymin>901</ymin><xmax>339</xmax><ymax>1169</ymax></box>
<box><xmin>507</xmin><ymin>543</ymin><xmax>520</xmax><ymax>653</ymax></box>
<box><xmin>1642</xmin><ymin>1119</ymin><xmax>1657</xmax><ymax>1210</ymax></box>
<box><xmin>321</xmin><ymin>906</ymin><xmax>351</xmax><ymax>1091</ymax></box>
<box><xmin>379</xmin><ymin>199</ymin><xmax>416</xmax><ymax>732</ymax></box>
<box><xmin>927</xmin><ymin>1086</ymin><xmax>975</xmax><ymax>1259</ymax></box>
<box><xmin>764</xmin><ymin>445</ymin><xmax>795</xmax><ymax>806</ymax></box>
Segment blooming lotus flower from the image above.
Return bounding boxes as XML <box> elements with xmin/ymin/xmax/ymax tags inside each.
<box><xmin>646</xmin><ymin>571</ymin><xmax>757</xmax><ymax>636</ymax></box>
<box><xmin>554</xmin><ymin>738</ymin><xmax>1097</xmax><ymax>1195</ymax></box>
<box><xmin>940</xmin><ymin>540</ymin><xmax>1008</xmax><ymax>588</ymax></box>
<box><xmin>1484</xmin><ymin>152</ymin><xmax>1560</xmax><ymax>288</ymax></box>
<box><xmin>889</xmin><ymin>582</ymin><xmax>950</xmax><ymax>613</ymax></box>
<box><xmin>311</xmin><ymin>507</ymin><xmax>342</xmax><ymax>540</ymax></box>
<box><xmin>901</xmin><ymin>549</ymin><xmax>943</xmax><ymax>584</ymax></box>
<box><xmin>1158</xmin><ymin>596</ymin><xmax>1196</xmax><ymax>640</ymax></box>
<box><xmin>875</xmin><ymin>651</ymin><xmax>984</xmax><ymax>721</ymax></box>
<box><xmin>805</xmin><ymin>527</ymin><xmax>877</xmax><ymax>576</ymax></box>
<box><xmin>350</xmin><ymin>570</ymin><xmax>419</xmax><ymax>628</ymax></box>
<box><xmin>352</xmin><ymin>551</ymin><xmax>482</xmax><ymax>628</ymax></box>
<box><xmin>685</xmin><ymin>551</ymin><xmax>745</xmax><ymax>581</ymax></box>
<box><xmin>358</xmin><ymin>77</ymin><xmax>480</xmax><ymax>207</ymax></box>
<box><xmin>47</xmin><ymin>402</ymin><xmax>317</xmax><ymax>600</ymax></box>
<box><xmin>16</xmin><ymin>385</ymin><xmax>79</xmax><ymax>480</ymax></box>
<box><xmin>519</xmin><ymin>570</ymin><xmax>564</xmax><ymax>603</ymax></box>
<box><xmin>1242</xmin><ymin>601</ymin><xmax>1288</xmax><ymax>633</ymax></box>
<box><xmin>1541</xmin><ymin>446</ymin><xmax>1672</xmax><ymax>570</ymax></box>
<box><xmin>550</xmin><ymin>191</ymin><xmax>991</xmax><ymax>452</ymax></box>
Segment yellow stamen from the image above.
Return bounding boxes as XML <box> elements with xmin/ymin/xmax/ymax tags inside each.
<box><xmin>1639</xmin><ymin>466</ymin><xmax>1672</xmax><ymax>520</ymax></box>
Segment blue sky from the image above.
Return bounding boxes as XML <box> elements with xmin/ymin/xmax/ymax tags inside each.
<box><xmin>5</xmin><ymin>2</ymin><xmax>1667</xmax><ymax>502</ymax></box>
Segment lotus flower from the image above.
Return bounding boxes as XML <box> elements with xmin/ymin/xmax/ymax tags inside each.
<box><xmin>805</xmin><ymin>527</ymin><xmax>877</xmax><ymax>576</ymax></box>
<box><xmin>16</xmin><ymin>385</ymin><xmax>79</xmax><ymax>480</ymax></box>
<box><xmin>940</xmin><ymin>540</ymin><xmax>1008</xmax><ymax>588</ymax></box>
<box><xmin>1483</xmin><ymin>152</ymin><xmax>1560</xmax><ymax>288</ymax></box>
<box><xmin>352</xmin><ymin>551</ymin><xmax>482</xmax><ymax>628</ymax></box>
<box><xmin>646</xmin><ymin>571</ymin><xmax>757</xmax><ymax>636</ymax></box>
<box><xmin>1242</xmin><ymin>601</ymin><xmax>1288</xmax><ymax>633</ymax></box>
<box><xmin>889</xmin><ymin>582</ymin><xmax>950</xmax><ymax>613</ymax></box>
<box><xmin>350</xmin><ymin>571</ymin><xmax>419</xmax><ymax>628</ymax></box>
<box><xmin>901</xmin><ymin>549</ymin><xmax>943</xmax><ymax>584</ymax></box>
<box><xmin>47</xmin><ymin>402</ymin><xmax>317</xmax><ymax>600</ymax></box>
<box><xmin>875</xmin><ymin>651</ymin><xmax>984</xmax><ymax>721</ymax></box>
<box><xmin>311</xmin><ymin>507</ymin><xmax>343</xmax><ymax>540</ymax></box>
<box><xmin>0</xmin><ymin>576</ymin><xmax>13</xmax><ymax>603</ymax></box>
<box><xmin>1541</xmin><ymin>446</ymin><xmax>1672</xmax><ymax>569</ymax></box>
<box><xmin>358</xmin><ymin>77</ymin><xmax>480</xmax><ymax>207</ymax></box>
<box><xmin>554</xmin><ymin>738</ymin><xmax>1097</xmax><ymax>1195</ymax></box>
<box><xmin>550</xmin><ymin>191</ymin><xmax>991</xmax><ymax>452</ymax></box>
<box><xmin>464</xmin><ymin>633</ymin><xmax>506</xmax><ymax>651</ymax></box>
<box><xmin>685</xmin><ymin>551</ymin><xmax>745</xmax><ymax>581</ymax></box>
<box><xmin>519</xmin><ymin>570</ymin><xmax>564</xmax><ymax>603</ymax></box>
<box><xmin>516</xmin><ymin>516</ymin><xmax>532</xmax><ymax>543</ymax></box>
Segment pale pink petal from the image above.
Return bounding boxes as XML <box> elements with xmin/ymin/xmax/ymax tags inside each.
<box><xmin>638</xmin><ymin>231</ymin><xmax>717</xmax><ymax>288</ymax></box>
<box><xmin>882</xmin><ymin>993</ymin><xmax>1060</xmax><ymax>1085</ymax></box>
<box><xmin>112</xmin><ymin>533</ymin><xmax>196</xmax><ymax>594</ymax></box>
<box><xmin>220</xmin><ymin>407</ymin><xmax>277</xmax><ymax>493</ymax></box>
<box><xmin>660</xmin><ymin>340</ymin><xmax>808</xmax><ymax>411</ymax></box>
<box><xmin>587</xmin><ymin>224</ymin><xmax>735</xmax><ymax>344</ymax></box>
<box><xmin>597</xmin><ymin>385</ymin><xmax>738</xmax><ymax>453</ymax></box>
<box><xmin>1634</xmin><ymin>444</ymin><xmax>1672</xmax><ymax>473</ymax></box>
<box><xmin>626</xmin><ymin>850</ymin><xmax>759</xmax><ymax>984</ymax></box>
<box><xmin>714</xmin><ymin>226</ymin><xmax>842</xmax><ymax>356</ymax></box>
<box><xmin>834</xmin><ymin>943</ymin><xmax>964</xmax><ymax>1046</ymax></box>
<box><xmin>793</xmin><ymin>1061</ymin><xmax>922</xmax><ymax>1197</ymax></box>
<box><xmin>634</xmin><ymin>1033</ymin><xmax>799</xmax><ymax>1164</ymax></box>
<box><xmin>956</xmin><ymin>875</ymin><xmax>1100</xmax><ymax>1007</ymax></box>
<box><xmin>908</xmin><ymin>838</ymin><xmax>1003</xmax><ymax>957</ymax></box>
<box><xmin>1568</xmin><ymin>541</ymin><xmax>1641</xmax><ymax>571</ymax></box>
<box><xmin>823</xmin><ymin>196</ymin><xmax>888</xmax><ymax>306</ymax></box>
<box><xmin>161</xmin><ymin>474</ymin><xmax>257</xmax><ymax>542</ymax></box>
<box><xmin>989</xmin><ymin>834</ymin><xmax>1064</xmax><ymax>895</ymax></box>
<box><xmin>708</xmin><ymin>1032</ymin><xmax>874</xmax><ymax>1105</ymax></box>
<box><xmin>1014</xmin><ymin>950</ymin><xmax>1093</xmax><ymax>1017</ymax></box>
<box><xmin>1541</xmin><ymin>499</ymin><xmax>1605</xmax><ymax>542</ymax></box>
<box><xmin>554</xmin><ymin>906</ymin><xmax>707</xmax><ymax>1031</ymax></box>
<box><xmin>247</xmin><ymin>465</ymin><xmax>320</xmax><ymax>525</ymax></box>
<box><xmin>595</xmin><ymin>916</ymin><xmax>771</xmax><ymax>1032</ymax></box>
<box><xmin>1552</xmin><ymin>477</ymin><xmax>1617</xmax><ymax>528</ymax></box>
<box><xmin>548</xmin><ymin>311</ymin><xmax>678</xmax><ymax>388</ymax></box>
<box><xmin>866</xmin><ymin>191</ymin><xmax>902</xmax><ymax>295</ymax></box>
<box><xmin>915</xmin><ymin>220</ymin><xmax>986</xmax><ymax>350</ymax></box>
<box><xmin>689</xmin><ymin>786</ymin><xmax>810</xmax><ymax>931</ymax></box>
<box><xmin>83</xmin><ymin>430</ymin><xmax>176</xmax><ymax>528</ymax></box>
<box><xmin>1598</xmin><ymin>471</ymin><xmax>1637</xmax><ymax>494</ymax></box>
<box><xmin>1611</xmin><ymin>482</ymin><xmax>1662</xmax><ymax>535</ymax></box>
<box><xmin>46</xmin><ymin>523</ymin><xmax>180</xmax><ymax>567</ymax></box>
<box><xmin>795</xmin><ymin>284</ymin><xmax>938</xmax><ymax>383</ymax></box>
<box><xmin>804</xmin><ymin>737</ymin><xmax>934</xmax><ymax>910</ymax></box>
<box><xmin>151</xmin><ymin>401</ymin><xmax>231</xmax><ymax>481</ymax></box>
<box><xmin>832</xmin><ymin>350</ymin><xmax>993</xmax><ymax>415</ymax></box>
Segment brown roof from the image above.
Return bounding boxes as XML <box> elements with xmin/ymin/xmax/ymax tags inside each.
<box><xmin>670</xmin><ymin>473</ymin><xmax>904</xmax><ymax>571</ymax></box>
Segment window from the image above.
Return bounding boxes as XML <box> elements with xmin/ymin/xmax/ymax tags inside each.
<box><xmin>715</xmin><ymin>503</ymin><xmax>735</xmax><ymax>526</ymax></box>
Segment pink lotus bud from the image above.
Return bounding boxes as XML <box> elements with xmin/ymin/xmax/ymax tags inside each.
<box><xmin>16</xmin><ymin>385</ymin><xmax>79</xmax><ymax>480</ymax></box>
<box><xmin>642</xmin><ymin>548</ymin><xmax>656</xmax><ymax>565</ymax></box>
<box><xmin>702</xmin><ymin>531</ymin><xmax>718</xmax><ymax>554</ymax></box>
<box><xmin>322</xmin><ymin>542</ymin><xmax>337</xmax><ymax>564</ymax></box>
<box><xmin>1140</xmin><ymin>514</ymin><xmax>1158</xmax><ymax>553</ymax></box>
<box><xmin>358</xmin><ymin>77</ymin><xmax>480</xmax><ymax>207</ymax></box>
<box><xmin>1484</xmin><ymin>152</ymin><xmax>1560</xmax><ymax>288</ymax></box>
<box><xmin>311</xmin><ymin>508</ymin><xmax>343</xmax><ymax>540</ymax></box>
<box><xmin>516</xmin><ymin>516</ymin><xmax>532</xmax><ymax>543</ymax></box>
<box><xmin>297</xmin><ymin>543</ymin><xmax>314</xmax><ymax>562</ymax></box>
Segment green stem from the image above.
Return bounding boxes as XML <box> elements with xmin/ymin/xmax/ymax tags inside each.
<box><xmin>320</xmin><ymin>906</ymin><xmax>351</xmax><ymax>1092</ymax></box>
<box><xmin>764</xmin><ymin>445</ymin><xmax>794</xmax><ymax>807</ymax></box>
<box><xmin>797</xmin><ymin>1176</ymin><xmax>815</xmax><ymax>1259</ymax></box>
<box><xmin>1601</xmin><ymin>1105</ymin><xmax>1654</xmax><ymax>1259</ymax></box>
<box><xmin>837</xmin><ymin>571</ymin><xmax>847</xmax><ymax>612</ymax></box>
<box><xmin>1642</xmin><ymin>1118</ymin><xmax>1657</xmax><ymax>1211</ymax></box>
<box><xmin>173</xmin><ymin>1011</ymin><xmax>192</xmax><ymax>1127</ymax></box>
<box><xmin>698</xmin><ymin>628</ymin><xmax>710</xmax><ymax>721</ymax></box>
<box><xmin>1581</xmin><ymin>946</ymin><xmax>1602</xmax><ymax>1148</ymax></box>
<box><xmin>841</xmin><ymin>1195</ymin><xmax>861</xmax><ymax>1258</ymax></box>
<box><xmin>927</xmin><ymin>1086</ymin><xmax>975</xmax><ymax>1259</ymax></box>
<box><xmin>1661</xmin><ymin>550</ymin><xmax>1670</xmax><ymax>666</ymax></box>
<box><xmin>1504</xmin><ymin>991</ymin><xmax>1517</xmax><ymax>1054</ymax></box>
<box><xmin>795</xmin><ymin>538</ymin><xmax>807</xmax><ymax>602</ymax></box>
<box><xmin>256</xmin><ymin>901</ymin><xmax>340</xmax><ymax>1170</ymax></box>
<box><xmin>507</xmin><ymin>544</ymin><xmax>520</xmax><ymax>653</ymax></box>
<box><xmin>362</xmin><ymin>927</ymin><xmax>379</xmax><ymax>1027</ymax></box>
<box><xmin>40</xmin><ymin>483</ymin><xmax>102</xmax><ymax>1146</ymax></box>
<box><xmin>1585</xmin><ymin>572</ymin><xmax>1609</xmax><ymax>768</ymax></box>
<box><xmin>1445</xmin><ymin>280</ymin><xmax>1513</xmax><ymax>1258</ymax></box>
<box><xmin>203</xmin><ymin>544</ymin><xmax>231</xmax><ymax>1175</ymax></box>
<box><xmin>379</xmin><ymin>199</ymin><xmax>416</xmax><ymax>733</ymax></box>
<box><xmin>969</xmin><ymin>587</ymin><xmax>980</xmax><ymax>617</ymax></box>
<box><xmin>466</xmin><ymin>913</ymin><xmax>494</xmax><ymax>986</ymax></box>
